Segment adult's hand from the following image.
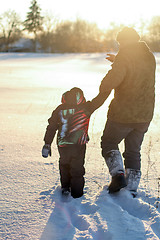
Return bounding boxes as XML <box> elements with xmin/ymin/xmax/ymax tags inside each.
<box><xmin>106</xmin><ymin>53</ymin><xmax>116</xmax><ymax>63</ymax></box>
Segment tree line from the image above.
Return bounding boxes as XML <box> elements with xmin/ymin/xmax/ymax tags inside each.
<box><xmin>0</xmin><ymin>0</ymin><xmax>160</xmax><ymax>53</ymax></box>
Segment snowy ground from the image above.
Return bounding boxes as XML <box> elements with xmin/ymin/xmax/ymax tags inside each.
<box><xmin>0</xmin><ymin>52</ymin><xmax>160</xmax><ymax>240</ymax></box>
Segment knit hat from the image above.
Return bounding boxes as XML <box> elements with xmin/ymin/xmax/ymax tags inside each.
<box><xmin>61</xmin><ymin>87</ymin><xmax>86</xmax><ymax>105</ymax></box>
<box><xmin>116</xmin><ymin>27</ymin><xmax>140</xmax><ymax>44</ymax></box>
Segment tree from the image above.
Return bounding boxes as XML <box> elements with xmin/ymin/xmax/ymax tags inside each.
<box><xmin>71</xmin><ymin>19</ymin><xmax>103</xmax><ymax>52</ymax></box>
<box><xmin>24</xmin><ymin>0</ymin><xmax>43</xmax><ymax>51</ymax></box>
<box><xmin>0</xmin><ymin>10</ymin><xmax>22</xmax><ymax>51</ymax></box>
<box><xmin>148</xmin><ymin>16</ymin><xmax>160</xmax><ymax>37</ymax></box>
<box><xmin>147</xmin><ymin>16</ymin><xmax>160</xmax><ymax>51</ymax></box>
<box><xmin>38</xmin><ymin>11</ymin><xmax>58</xmax><ymax>52</ymax></box>
<box><xmin>103</xmin><ymin>23</ymin><xmax>125</xmax><ymax>52</ymax></box>
<box><xmin>54</xmin><ymin>21</ymin><xmax>73</xmax><ymax>52</ymax></box>
<box><xmin>54</xmin><ymin>19</ymin><xmax>104</xmax><ymax>53</ymax></box>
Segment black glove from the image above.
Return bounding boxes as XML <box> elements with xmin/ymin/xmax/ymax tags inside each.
<box><xmin>42</xmin><ymin>144</ymin><xmax>51</xmax><ymax>158</ymax></box>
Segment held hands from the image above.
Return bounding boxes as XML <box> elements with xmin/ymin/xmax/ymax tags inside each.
<box><xmin>106</xmin><ymin>53</ymin><xmax>116</xmax><ymax>63</ymax></box>
<box><xmin>42</xmin><ymin>144</ymin><xmax>51</xmax><ymax>158</ymax></box>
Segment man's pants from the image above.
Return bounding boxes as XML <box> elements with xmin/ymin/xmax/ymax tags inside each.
<box><xmin>101</xmin><ymin>120</ymin><xmax>150</xmax><ymax>170</ymax></box>
<box><xmin>58</xmin><ymin>144</ymin><xmax>86</xmax><ymax>198</ymax></box>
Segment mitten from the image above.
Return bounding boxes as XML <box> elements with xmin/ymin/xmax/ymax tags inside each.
<box><xmin>42</xmin><ymin>144</ymin><xmax>51</xmax><ymax>158</ymax></box>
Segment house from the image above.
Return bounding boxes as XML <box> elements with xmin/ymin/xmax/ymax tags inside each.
<box><xmin>8</xmin><ymin>38</ymin><xmax>41</xmax><ymax>52</ymax></box>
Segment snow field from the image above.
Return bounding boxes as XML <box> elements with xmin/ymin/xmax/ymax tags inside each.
<box><xmin>0</xmin><ymin>53</ymin><xmax>160</xmax><ymax>240</ymax></box>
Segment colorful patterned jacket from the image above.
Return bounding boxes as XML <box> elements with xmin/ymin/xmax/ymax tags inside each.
<box><xmin>44</xmin><ymin>88</ymin><xmax>107</xmax><ymax>146</ymax></box>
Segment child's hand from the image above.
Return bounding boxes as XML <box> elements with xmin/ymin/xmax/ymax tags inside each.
<box><xmin>42</xmin><ymin>144</ymin><xmax>51</xmax><ymax>158</ymax></box>
<box><xmin>106</xmin><ymin>53</ymin><xmax>116</xmax><ymax>63</ymax></box>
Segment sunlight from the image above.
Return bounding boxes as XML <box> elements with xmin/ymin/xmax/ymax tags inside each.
<box><xmin>1</xmin><ymin>0</ymin><xmax>159</xmax><ymax>30</ymax></box>
<box><xmin>38</xmin><ymin>0</ymin><xmax>160</xmax><ymax>30</ymax></box>
<box><xmin>79</xmin><ymin>0</ymin><xmax>160</xmax><ymax>29</ymax></box>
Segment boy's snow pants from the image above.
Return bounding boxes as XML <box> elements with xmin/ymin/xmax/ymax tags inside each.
<box><xmin>101</xmin><ymin>120</ymin><xmax>150</xmax><ymax>170</ymax></box>
<box><xmin>58</xmin><ymin>144</ymin><xmax>86</xmax><ymax>198</ymax></box>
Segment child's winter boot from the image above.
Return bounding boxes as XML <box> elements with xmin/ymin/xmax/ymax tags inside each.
<box><xmin>61</xmin><ymin>187</ymin><xmax>70</xmax><ymax>196</ymax></box>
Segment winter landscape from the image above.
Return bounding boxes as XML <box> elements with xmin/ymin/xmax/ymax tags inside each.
<box><xmin>0</xmin><ymin>52</ymin><xmax>160</xmax><ymax>240</ymax></box>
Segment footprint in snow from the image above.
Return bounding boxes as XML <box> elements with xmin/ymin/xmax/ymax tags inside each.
<box><xmin>65</xmin><ymin>202</ymin><xmax>90</xmax><ymax>231</ymax></box>
<box><xmin>106</xmin><ymin>188</ymin><xmax>160</xmax><ymax>239</ymax></box>
<box><xmin>70</xmin><ymin>213</ymin><xmax>89</xmax><ymax>231</ymax></box>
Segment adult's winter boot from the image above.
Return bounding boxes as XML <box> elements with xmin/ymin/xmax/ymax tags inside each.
<box><xmin>105</xmin><ymin>150</ymin><xmax>127</xmax><ymax>193</ymax></box>
<box><xmin>125</xmin><ymin>168</ymin><xmax>141</xmax><ymax>197</ymax></box>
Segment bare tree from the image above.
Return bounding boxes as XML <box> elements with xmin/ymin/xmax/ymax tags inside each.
<box><xmin>72</xmin><ymin>19</ymin><xmax>102</xmax><ymax>52</ymax></box>
<box><xmin>42</xmin><ymin>11</ymin><xmax>58</xmax><ymax>33</ymax></box>
<box><xmin>54</xmin><ymin>20</ymin><xmax>73</xmax><ymax>52</ymax></box>
<box><xmin>54</xmin><ymin>19</ymin><xmax>104</xmax><ymax>52</ymax></box>
<box><xmin>148</xmin><ymin>16</ymin><xmax>160</xmax><ymax>38</ymax></box>
<box><xmin>102</xmin><ymin>23</ymin><xmax>125</xmax><ymax>52</ymax></box>
<box><xmin>39</xmin><ymin>11</ymin><xmax>58</xmax><ymax>52</ymax></box>
<box><xmin>0</xmin><ymin>10</ymin><xmax>22</xmax><ymax>51</ymax></box>
<box><xmin>147</xmin><ymin>16</ymin><xmax>160</xmax><ymax>51</ymax></box>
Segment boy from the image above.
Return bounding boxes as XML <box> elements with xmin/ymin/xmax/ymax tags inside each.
<box><xmin>42</xmin><ymin>87</ymin><xmax>108</xmax><ymax>198</ymax></box>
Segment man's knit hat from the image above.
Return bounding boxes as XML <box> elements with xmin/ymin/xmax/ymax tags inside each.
<box><xmin>116</xmin><ymin>27</ymin><xmax>140</xmax><ymax>44</ymax></box>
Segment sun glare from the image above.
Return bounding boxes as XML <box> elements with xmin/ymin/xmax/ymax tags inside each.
<box><xmin>0</xmin><ymin>0</ymin><xmax>159</xmax><ymax>31</ymax></box>
<box><xmin>62</xmin><ymin>0</ymin><xmax>159</xmax><ymax>30</ymax></box>
<box><xmin>78</xmin><ymin>0</ymin><xmax>160</xmax><ymax>29</ymax></box>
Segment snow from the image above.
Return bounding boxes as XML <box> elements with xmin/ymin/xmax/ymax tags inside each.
<box><xmin>0</xmin><ymin>52</ymin><xmax>160</xmax><ymax>240</ymax></box>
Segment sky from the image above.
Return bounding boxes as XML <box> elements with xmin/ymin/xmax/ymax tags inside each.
<box><xmin>0</xmin><ymin>0</ymin><xmax>160</xmax><ymax>30</ymax></box>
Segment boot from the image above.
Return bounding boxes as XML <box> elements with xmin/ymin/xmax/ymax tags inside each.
<box><xmin>125</xmin><ymin>168</ymin><xmax>141</xmax><ymax>197</ymax></box>
<box><xmin>108</xmin><ymin>173</ymin><xmax>127</xmax><ymax>193</ymax></box>
<box><xmin>61</xmin><ymin>187</ymin><xmax>70</xmax><ymax>196</ymax></box>
<box><xmin>105</xmin><ymin>150</ymin><xmax>127</xmax><ymax>193</ymax></box>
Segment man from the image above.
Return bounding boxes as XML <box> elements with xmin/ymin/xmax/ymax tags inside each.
<box><xmin>99</xmin><ymin>27</ymin><xmax>156</xmax><ymax>196</ymax></box>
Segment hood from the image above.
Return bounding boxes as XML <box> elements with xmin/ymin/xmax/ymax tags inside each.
<box><xmin>120</xmin><ymin>41</ymin><xmax>151</xmax><ymax>53</ymax></box>
<box><xmin>118</xmin><ymin>41</ymin><xmax>154</xmax><ymax>60</ymax></box>
<box><xmin>61</xmin><ymin>87</ymin><xmax>86</xmax><ymax>105</ymax></box>
<box><xmin>135</xmin><ymin>41</ymin><xmax>151</xmax><ymax>52</ymax></box>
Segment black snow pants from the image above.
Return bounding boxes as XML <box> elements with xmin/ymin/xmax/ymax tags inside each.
<box><xmin>58</xmin><ymin>144</ymin><xmax>86</xmax><ymax>198</ymax></box>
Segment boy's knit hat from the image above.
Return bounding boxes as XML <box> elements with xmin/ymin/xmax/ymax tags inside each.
<box><xmin>61</xmin><ymin>91</ymin><xmax>69</xmax><ymax>104</ymax></box>
<box><xmin>61</xmin><ymin>87</ymin><xmax>86</xmax><ymax>105</ymax></box>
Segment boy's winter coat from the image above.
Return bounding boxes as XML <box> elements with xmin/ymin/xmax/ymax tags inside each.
<box><xmin>100</xmin><ymin>41</ymin><xmax>156</xmax><ymax>123</ymax></box>
<box><xmin>44</xmin><ymin>88</ymin><xmax>107</xmax><ymax>146</ymax></box>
